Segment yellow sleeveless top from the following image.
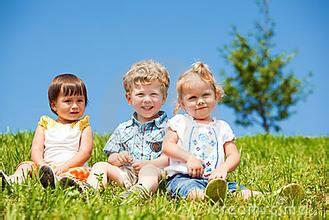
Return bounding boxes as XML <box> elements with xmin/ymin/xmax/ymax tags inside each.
<box><xmin>38</xmin><ymin>115</ymin><xmax>90</xmax><ymax>165</ymax></box>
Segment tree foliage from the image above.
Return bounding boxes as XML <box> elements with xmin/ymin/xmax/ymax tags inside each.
<box><xmin>220</xmin><ymin>0</ymin><xmax>311</xmax><ymax>133</ymax></box>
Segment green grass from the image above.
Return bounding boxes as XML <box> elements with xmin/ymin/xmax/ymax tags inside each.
<box><xmin>0</xmin><ymin>132</ymin><xmax>328</xmax><ymax>219</ymax></box>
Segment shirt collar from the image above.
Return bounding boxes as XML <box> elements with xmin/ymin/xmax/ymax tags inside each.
<box><xmin>185</xmin><ymin>113</ymin><xmax>217</xmax><ymax>125</ymax></box>
<box><xmin>126</xmin><ymin>111</ymin><xmax>167</xmax><ymax>128</ymax></box>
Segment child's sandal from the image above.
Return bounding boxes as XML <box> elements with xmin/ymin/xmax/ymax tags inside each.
<box><xmin>39</xmin><ymin>165</ymin><xmax>56</xmax><ymax>189</ymax></box>
<box><xmin>205</xmin><ymin>178</ymin><xmax>227</xmax><ymax>205</ymax></box>
<box><xmin>276</xmin><ymin>183</ymin><xmax>304</xmax><ymax>201</ymax></box>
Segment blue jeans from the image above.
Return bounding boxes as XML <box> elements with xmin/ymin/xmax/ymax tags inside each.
<box><xmin>166</xmin><ymin>173</ymin><xmax>247</xmax><ymax>198</ymax></box>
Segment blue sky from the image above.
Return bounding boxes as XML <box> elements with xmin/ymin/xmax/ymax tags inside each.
<box><xmin>0</xmin><ymin>0</ymin><xmax>328</xmax><ymax>136</ymax></box>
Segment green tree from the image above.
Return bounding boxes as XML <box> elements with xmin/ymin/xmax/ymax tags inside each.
<box><xmin>220</xmin><ymin>0</ymin><xmax>311</xmax><ymax>133</ymax></box>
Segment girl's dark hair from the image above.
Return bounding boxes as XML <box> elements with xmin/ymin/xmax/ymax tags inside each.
<box><xmin>48</xmin><ymin>73</ymin><xmax>88</xmax><ymax>115</ymax></box>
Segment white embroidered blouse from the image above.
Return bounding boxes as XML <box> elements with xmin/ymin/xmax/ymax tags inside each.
<box><xmin>165</xmin><ymin>114</ymin><xmax>235</xmax><ymax>178</ymax></box>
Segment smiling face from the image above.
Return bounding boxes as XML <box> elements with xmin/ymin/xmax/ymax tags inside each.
<box><xmin>51</xmin><ymin>92</ymin><xmax>86</xmax><ymax>124</ymax></box>
<box><xmin>126</xmin><ymin>80</ymin><xmax>165</xmax><ymax>124</ymax></box>
<box><xmin>179</xmin><ymin>75</ymin><xmax>218</xmax><ymax>123</ymax></box>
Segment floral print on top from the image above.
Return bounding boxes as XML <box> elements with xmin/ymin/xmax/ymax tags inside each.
<box><xmin>165</xmin><ymin>114</ymin><xmax>235</xmax><ymax>178</ymax></box>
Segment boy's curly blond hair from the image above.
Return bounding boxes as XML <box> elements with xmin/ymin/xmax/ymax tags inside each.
<box><xmin>123</xmin><ymin>60</ymin><xmax>170</xmax><ymax>100</ymax></box>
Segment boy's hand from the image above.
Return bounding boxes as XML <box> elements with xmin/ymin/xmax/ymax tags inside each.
<box><xmin>132</xmin><ymin>160</ymin><xmax>149</xmax><ymax>174</ymax></box>
<box><xmin>208</xmin><ymin>166</ymin><xmax>228</xmax><ymax>181</ymax></box>
<box><xmin>186</xmin><ymin>155</ymin><xmax>204</xmax><ymax>178</ymax></box>
<box><xmin>116</xmin><ymin>151</ymin><xmax>133</xmax><ymax>166</ymax></box>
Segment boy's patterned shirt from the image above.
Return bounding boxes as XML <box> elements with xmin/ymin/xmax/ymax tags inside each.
<box><xmin>103</xmin><ymin>111</ymin><xmax>168</xmax><ymax>161</ymax></box>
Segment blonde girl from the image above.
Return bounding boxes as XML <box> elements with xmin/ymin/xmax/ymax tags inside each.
<box><xmin>163</xmin><ymin>62</ymin><xmax>303</xmax><ymax>203</ymax></box>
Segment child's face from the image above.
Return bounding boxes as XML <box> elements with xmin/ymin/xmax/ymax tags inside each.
<box><xmin>51</xmin><ymin>92</ymin><xmax>86</xmax><ymax>124</ymax></box>
<box><xmin>126</xmin><ymin>80</ymin><xmax>165</xmax><ymax>124</ymax></box>
<box><xmin>180</xmin><ymin>76</ymin><xmax>217</xmax><ymax>122</ymax></box>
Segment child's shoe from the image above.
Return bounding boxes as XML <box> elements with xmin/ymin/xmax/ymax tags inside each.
<box><xmin>59</xmin><ymin>176</ymin><xmax>91</xmax><ymax>193</ymax></box>
<box><xmin>276</xmin><ymin>183</ymin><xmax>304</xmax><ymax>201</ymax></box>
<box><xmin>0</xmin><ymin>170</ymin><xmax>12</xmax><ymax>191</ymax></box>
<box><xmin>39</xmin><ymin>165</ymin><xmax>56</xmax><ymax>189</ymax></box>
<box><xmin>120</xmin><ymin>183</ymin><xmax>150</xmax><ymax>200</ymax></box>
<box><xmin>59</xmin><ymin>176</ymin><xmax>78</xmax><ymax>189</ymax></box>
<box><xmin>205</xmin><ymin>178</ymin><xmax>227</xmax><ymax>205</ymax></box>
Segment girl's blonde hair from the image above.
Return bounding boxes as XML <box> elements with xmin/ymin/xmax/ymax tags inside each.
<box><xmin>123</xmin><ymin>60</ymin><xmax>170</xmax><ymax>100</ymax></box>
<box><xmin>174</xmin><ymin>61</ymin><xmax>224</xmax><ymax>114</ymax></box>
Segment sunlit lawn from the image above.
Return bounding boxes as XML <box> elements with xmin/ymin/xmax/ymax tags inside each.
<box><xmin>0</xmin><ymin>132</ymin><xmax>327</xmax><ymax>218</ymax></box>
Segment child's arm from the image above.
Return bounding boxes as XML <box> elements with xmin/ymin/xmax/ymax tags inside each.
<box><xmin>132</xmin><ymin>154</ymin><xmax>169</xmax><ymax>173</ymax></box>
<box><xmin>149</xmin><ymin>154</ymin><xmax>169</xmax><ymax>168</ymax></box>
<box><xmin>163</xmin><ymin>128</ymin><xmax>204</xmax><ymax>178</ymax></box>
<box><xmin>54</xmin><ymin>126</ymin><xmax>93</xmax><ymax>175</ymax></box>
<box><xmin>31</xmin><ymin>125</ymin><xmax>47</xmax><ymax>166</ymax></box>
<box><xmin>209</xmin><ymin>141</ymin><xmax>240</xmax><ymax>180</ymax></box>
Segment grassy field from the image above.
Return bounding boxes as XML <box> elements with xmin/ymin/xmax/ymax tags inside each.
<box><xmin>0</xmin><ymin>132</ymin><xmax>327</xmax><ymax>219</ymax></box>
